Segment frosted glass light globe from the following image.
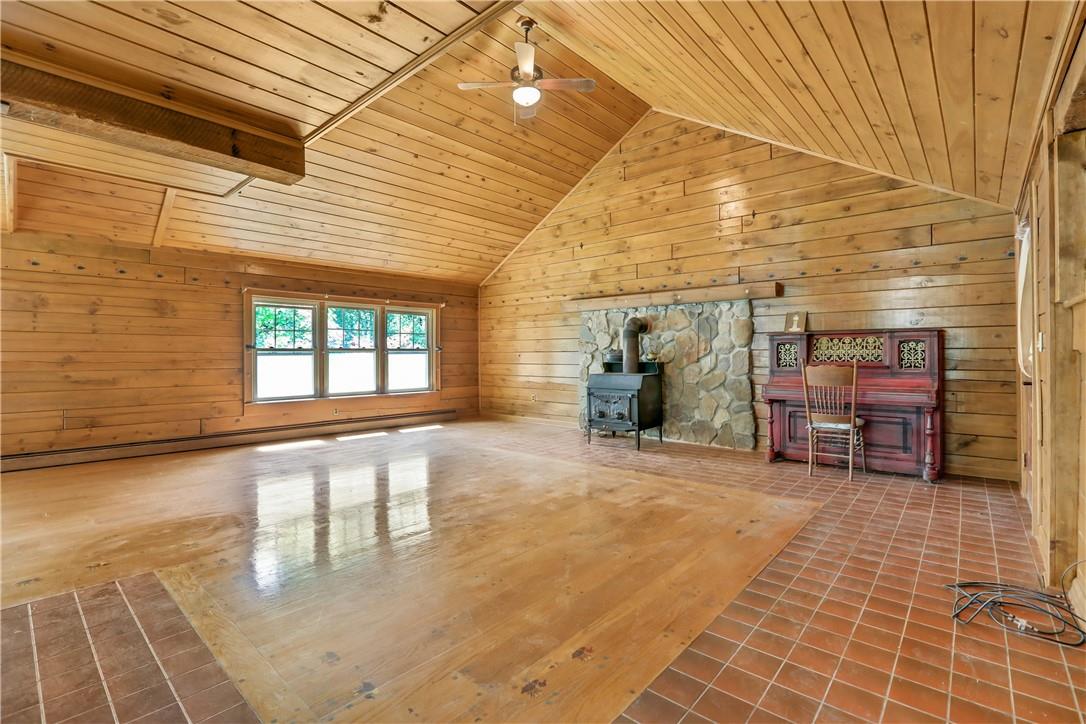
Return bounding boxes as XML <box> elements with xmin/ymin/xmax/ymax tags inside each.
<box><xmin>512</xmin><ymin>85</ymin><xmax>541</xmax><ymax>107</ymax></box>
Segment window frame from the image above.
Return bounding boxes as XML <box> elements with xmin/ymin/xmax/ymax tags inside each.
<box><xmin>250</xmin><ymin>297</ymin><xmax>320</xmax><ymax>403</ymax></box>
<box><xmin>244</xmin><ymin>289</ymin><xmax>440</xmax><ymax>404</ymax></box>
<box><xmin>383</xmin><ymin>305</ymin><xmax>436</xmax><ymax>394</ymax></box>
<box><xmin>325</xmin><ymin>301</ymin><xmax>381</xmax><ymax>398</ymax></box>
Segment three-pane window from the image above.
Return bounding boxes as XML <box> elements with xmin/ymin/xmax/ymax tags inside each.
<box><xmin>251</xmin><ymin>296</ymin><xmax>435</xmax><ymax>402</ymax></box>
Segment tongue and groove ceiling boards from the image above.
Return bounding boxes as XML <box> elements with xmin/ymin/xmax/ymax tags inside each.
<box><xmin>159</xmin><ymin>14</ymin><xmax>646</xmax><ymax>282</ymax></box>
<box><xmin>522</xmin><ymin>0</ymin><xmax>1081</xmax><ymax>208</ymax></box>
<box><xmin>0</xmin><ymin>2</ymin><xmax>647</xmax><ymax>282</ymax></box>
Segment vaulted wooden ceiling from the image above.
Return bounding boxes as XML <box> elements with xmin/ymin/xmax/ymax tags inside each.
<box><xmin>524</xmin><ymin>1</ymin><xmax>1080</xmax><ymax>208</ymax></box>
<box><xmin>1</xmin><ymin>1</ymin><xmax>1081</xmax><ymax>283</ymax></box>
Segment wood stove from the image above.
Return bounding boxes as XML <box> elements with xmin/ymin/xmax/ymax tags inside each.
<box><xmin>585</xmin><ymin>360</ymin><xmax>663</xmax><ymax>449</ymax></box>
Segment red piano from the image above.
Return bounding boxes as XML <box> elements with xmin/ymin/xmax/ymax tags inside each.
<box><xmin>763</xmin><ymin>329</ymin><xmax>943</xmax><ymax>482</ymax></box>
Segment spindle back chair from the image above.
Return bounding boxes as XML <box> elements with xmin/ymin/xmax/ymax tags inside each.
<box><xmin>800</xmin><ymin>358</ymin><xmax>867</xmax><ymax>481</ymax></box>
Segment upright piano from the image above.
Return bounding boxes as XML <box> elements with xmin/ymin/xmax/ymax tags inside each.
<box><xmin>763</xmin><ymin>329</ymin><xmax>943</xmax><ymax>481</ymax></box>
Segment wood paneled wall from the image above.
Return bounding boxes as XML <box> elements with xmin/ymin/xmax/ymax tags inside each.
<box><xmin>480</xmin><ymin>112</ymin><xmax>1018</xmax><ymax>481</ymax></box>
<box><xmin>1</xmin><ymin>224</ymin><xmax>478</xmax><ymax>456</ymax></box>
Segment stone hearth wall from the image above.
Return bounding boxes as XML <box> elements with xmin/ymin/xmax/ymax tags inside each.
<box><xmin>579</xmin><ymin>300</ymin><xmax>755</xmax><ymax>449</ymax></box>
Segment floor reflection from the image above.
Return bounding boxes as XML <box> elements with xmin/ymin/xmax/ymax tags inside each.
<box><xmin>250</xmin><ymin>455</ymin><xmax>433</xmax><ymax>595</ymax></box>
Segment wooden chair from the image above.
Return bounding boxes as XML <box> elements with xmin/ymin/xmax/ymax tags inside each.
<box><xmin>800</xmin><ymin>359</ymin><xmax>867</xmax><ymax>481</ymax></box>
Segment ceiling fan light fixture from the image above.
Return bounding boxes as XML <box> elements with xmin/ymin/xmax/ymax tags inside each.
<box><xmin>512</xmin><ymin>85</ymin><xmax>541</xmax><ymax>107</ymax></box>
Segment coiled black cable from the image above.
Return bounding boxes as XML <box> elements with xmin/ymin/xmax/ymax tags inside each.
<box><xmin>945</xmin><ymin>560</ymin><xmax>1086</xmax><ymax>647</ymax></box>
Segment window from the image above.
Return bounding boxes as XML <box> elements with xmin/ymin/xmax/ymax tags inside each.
<box><xmin>254</xmin><ymin>302</ymin><xmax>316</xmax><ymax>400</ymax></box>
<box><xmin>327</xmin><ymin>306</ymin><xmax>377</xmax><ymax>395</ymax></box>
<box><xmin>386</xmin><ymin>310</ymin><xmax>430</xmax><ymax>392</ymax></box>
<box><xmin>249</xmin><ymin>293</ymin><xmax>436</xmax><ymax>402</ymax></box>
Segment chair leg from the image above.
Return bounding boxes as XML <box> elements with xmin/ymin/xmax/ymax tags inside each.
<box><xmin>859</xmin><ymin>430</ymin><xmax>867</xmax><ymax>474</ymax></box>
<box><xmin>807</xmin><ymin>429</ymin><xmax>814</xmax><ymax>476</ymax></box>
<box><xmin>847</xmin><ymin>428</ymin><xmax>855</xmax><ymax>482</ymax></box>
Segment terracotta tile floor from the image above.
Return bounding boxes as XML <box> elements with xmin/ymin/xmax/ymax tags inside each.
<box><xmin>0</xmin><ymin>573</ymin><xmax>258</xmax><ymax>724</ymax></box>
<box><xmin>481</xmin><ymin>424</ymin><xmax>1085</xmax><ymax>724</ymax></box>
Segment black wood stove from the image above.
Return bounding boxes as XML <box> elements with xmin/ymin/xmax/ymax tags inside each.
<box><xmin>584</xmin><ymin>317</ymin><xmax>663</xmax><ymax>450</ymax></box>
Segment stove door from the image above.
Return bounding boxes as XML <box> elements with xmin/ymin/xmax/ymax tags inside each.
<box><xmin>589</xmin><ymin>390</ymin><xmax>632</xmax><ymax>425</ymax></box>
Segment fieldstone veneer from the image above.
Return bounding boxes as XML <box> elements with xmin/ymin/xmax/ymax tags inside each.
<box><xmin>579</xmin><ymin>300</ymin><xmax>756</xmax><ymax>449</ymax></box>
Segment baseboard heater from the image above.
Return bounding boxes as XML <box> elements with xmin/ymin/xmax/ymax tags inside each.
<box><xmin>0</xmin><ymin>409</ymin><xmax>457</xmax><ymax>472</ymax></box>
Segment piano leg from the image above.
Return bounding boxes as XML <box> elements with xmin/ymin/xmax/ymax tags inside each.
<box><xmin>766</xmin><ymin>402</ymin><xmax>779</xmax><ymax>463</ymax></box>
<box><xmin>923</xmin><ymin>409</ymin><xmax>939</xmax><ymax>483</ymax></box>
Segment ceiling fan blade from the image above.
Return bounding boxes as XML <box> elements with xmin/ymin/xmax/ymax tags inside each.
<box><xmin>535</xmin><ymin>78</ymin><xmax>597</xmax><ymax>92</ymax></box>
<box><xmin>516</xmin><ymin>102</ymin><xmax>538</xmax><ymax>121</ymax></box>
<box><xmin>457</xmin><ymin>81</ymin><xmax>517</xmax><ymax>90</ymax></box>
<box><xmin>515</xmin><ymin>41</ymin><xmax>535</xmax><ymax>77</ymax></box>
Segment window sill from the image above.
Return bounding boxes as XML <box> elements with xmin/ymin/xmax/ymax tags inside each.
<box><xmin>247</xmin><ymin>389</ymin><xmax>437</xmax><ymax>406</ymax></box>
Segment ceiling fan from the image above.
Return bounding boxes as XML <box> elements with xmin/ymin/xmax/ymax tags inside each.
<box><xmin>456</xmin><ymin>17</ymin><xmax>596</xmax><ymax>122</ymax></box>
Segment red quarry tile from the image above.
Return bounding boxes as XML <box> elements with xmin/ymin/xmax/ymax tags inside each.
<box><xmin>669</xmin><ymin>648</ymin><xmax>724</xmax><ymax>684</ymax></box>
<box><xmin>951</xmin><ymin>675</ymin><xmax>1011</xmax><ymax>713</ymax></box>
<box><xmin>647</xmin><ymin>668</ymin><xmax>704</xmax><ymax>709</ymax></box>
<box><xmin>180</xmin><ymin>681</ymin><xmax>245</xmax><ymax>722</ymax></box>
<box><xmin>786</xmin><ymin>643</ymin><xmax>840</xmax><ymax>677</ymax></box>
<box><xmin>881</xmin><ymin>699</ymin><xmax>943</xmax><ymax>722</ymax></box>
<box><xmin>106</xmin><ymin>662</ymin><xmax>168</xmax><ymax>701</ymax></box>
<box><xmin>623</xmin><ymin>689</ymin><xmax>687</xmax><ymax>724</ymax></box>
<box><xmin>201</xmin><ymin>702</ymin><xmax>260</xmax><ymax>724</ymax></box>
<box><xmin>131</xmin><ymin>703</ymin><xmax>189</xmax><ymax>724</ymax></box>
<box><xmin>691</xmin><ymin>687</ymin><xmax>755</xmax><ymax>723</ymax></box>
<box><xmin>1012</xmin><ymin>691</ymin><xmax>1081</xmax><ymax>723</ymax></box>
<box><xmin>757</xmin><ymin>683</ymin><xmax>819</xmax><ymax>723</ymax></box>
<box><xmin>728</xmin><ymin>647</ymin><xmax>783</xmax><ymax>681</ymax></box>
<box><xmin>712</xmin><ymin>666</ymin><xmax>771</xmax><ymax>705</ymax></box>
<box><xmin>772</xmin><ymin>662</ymin><xmax>829</xmax><ymax>700</ymax></box>
<box><xmin>888</xmin><ymin>676</ymin><xmax>948</xmax><ymax>719</ymax></box>
<box><xmin>949</xmin><ymin>696</ymin><xmax>1013</xmax><ymax>724</ymax></box>
<box><xmin>835</xmin><ymin>659</ymin><xmax>890</xmax><ymax>696</ymax></box>
<box><xmin>159</xmin><ymin>645</ymin><xmax>217</xmax><ymax>680</ymax></box>
<box><xmin>706</xmin><ymin>617</ymin><xmax>752</xmax><ymax>645</ymax></box>
<box><xmin>824</xmin><ymin>680</ymin><xmax>885</xmax><ymax>721</ymax></box>
<box><xmin>1010</xmin><ymin>668</ymin><xmax>1078</xmax><ymax>711</ymax></box>
<box><xmin>893</xmin><ymin>655</ymin><xmax>950</xmax><ymax>691</ymax></box>
<box><xmin>747</xmin><ymin>707</ymin><xmax>789</xmax><ymax>724</ymax></box>
<box><xmin>39</xmin><ymin>663</ymin><xmax>102</xmax><ymax>703</ymax></box>
<box><xmin>689</xmin><ymin>631</ymin><xmax>738</xmax><ymax>662</ymax></box>
<box><xmin>42</xmin><ymin>683</ymin><xmax>109</xmax><ymax>723</ymax></box>
<box><xmin>112</xmin><ymin>681</ymin><xmax>178</xmax><ymax>723</ymax></box>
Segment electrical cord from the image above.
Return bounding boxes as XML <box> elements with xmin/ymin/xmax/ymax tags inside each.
<box><xmin>945</xmin><ymin>560</ymin><xmax>1086</xmax><ymax>647</ymax></box>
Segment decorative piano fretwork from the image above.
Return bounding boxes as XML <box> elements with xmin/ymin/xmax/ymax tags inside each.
<box><xmin>898</xmin><ymin>340</ymin><xmax>927</xmax><ymax>369</ymax></box>
<box><xmin>764</xmin><ymin>329</ymin><xmax>943</xmax><ymax>481</ymax></box>
<box><xmin>776</xmin><ymin>342</ymin><xmax>799</xmax><ymax>368</ymax></box>
<box><xmin>811</xmin><ymin>335</ymin><xmax>884</xmax><ymax>363</ymax></box>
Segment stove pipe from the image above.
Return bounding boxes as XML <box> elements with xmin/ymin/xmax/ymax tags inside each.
<box><xmin>622</xmin><ymin>317</ymin><xmax>648</xmax><ymax>373</ymax></box>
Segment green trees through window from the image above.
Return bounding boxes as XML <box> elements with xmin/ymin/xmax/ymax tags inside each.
<box><xmin>251</xmin><ymin>297</ymin><xmax>433</xmax><ymax>401</ymax></box>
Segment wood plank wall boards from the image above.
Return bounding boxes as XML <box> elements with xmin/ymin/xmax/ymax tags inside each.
<box><xmin>522</xmin><ymin>0</ymin><xmax>1080</xmax><ymax>208</ymax></box>
<box><xmin>154</xmin><ymin>11</ymin><xmax>647</xmax><ymax>283</ymax></box>
<box><xmin>0</xmin><ymin>226</ymin><xmax>479</xmax><ymax>459</ymax></box>
<box><xmin>479</xmin><ymin>112</ymin><xmax>1019</xmax><ymax>481</ymax></box>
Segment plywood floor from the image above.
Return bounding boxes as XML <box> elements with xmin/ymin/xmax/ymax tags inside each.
<box><xmin>1</xmin><ymin>420</ymin><xmax>817</xmax><ymax>722</ymax></box>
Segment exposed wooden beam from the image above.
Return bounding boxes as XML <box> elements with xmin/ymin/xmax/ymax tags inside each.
<box><xmin>561</xmin><ymin>282</ymin><xmax>783</xmax><ymax>313</ymax></box>
<box><xmin>152</xmin><ymin>188</ymin><xmax>176</xmax><ymax>247</ymax></box>
<box><xmin>0</xmin><ymin>61</ymin><xmax>305</xmax><ymax>185</ymax></box>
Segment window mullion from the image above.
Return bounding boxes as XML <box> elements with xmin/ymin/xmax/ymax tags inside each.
<box><xmin>318</xmin><ymin>301</ymin><xmax>327</xmax><ymax>399</ymax></box>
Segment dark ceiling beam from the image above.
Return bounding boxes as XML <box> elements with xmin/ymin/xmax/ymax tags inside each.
<box><xmin>0</xmin><ymin>61</ymin><xmax>305</xmax><ymax>185</ymax></box>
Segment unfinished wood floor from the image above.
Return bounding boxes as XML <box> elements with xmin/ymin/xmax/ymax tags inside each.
<box><xmin>1</xmin><ymin>420</ymin><xmax>816</xmax><ymax>722</ymax></box>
